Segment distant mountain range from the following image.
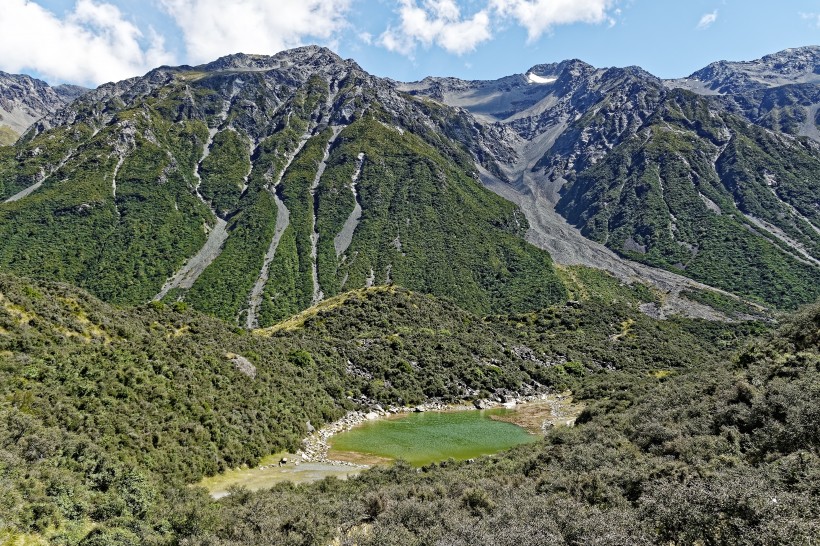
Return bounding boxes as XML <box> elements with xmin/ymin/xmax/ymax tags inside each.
<box><xmin>1</xmin><ymin>46</ymin><xmax>820</xmax><ymax>323</ymax></box>
<box><xmin>0</xmin><ymin>72</ymin><xmax>86</xmax><ymax>144</ymax></box>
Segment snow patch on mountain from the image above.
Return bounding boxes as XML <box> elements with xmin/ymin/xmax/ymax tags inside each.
<box><xmin>527</xmin><ymin>73</ymin><xmax>557</xmax><ymax>84</ymax></box>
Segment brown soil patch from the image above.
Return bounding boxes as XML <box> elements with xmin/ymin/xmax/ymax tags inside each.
<box><xmin>326</xmin><ymin>449</ymin><xmax>393</xmax><ymax>466</ymax></box>
<box><xmin>489</xmin><ymin>393</ymin><xmax>584</xmax><ymax>434</ymax></box>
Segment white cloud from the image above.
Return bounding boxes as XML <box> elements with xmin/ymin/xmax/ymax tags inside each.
<box><xmin>696</xmin><ymin>10</ymin><xmax>718</xmax><ymax>30</ymax></box>
<box><xmin>490</xmin><ymin>0</ymin><xmax>616</xmax><ymax>41</ymax></box>
<box><xmin>160</xmin><ymin>0</ymin><xmax>353</xmax><ymax>65</ymax></box>
<box><xmin>800</xmin><ymin>12</ymin><xmax>820</xmax><ymax>28</ymax></box>
<box><xmin>378</xmin><ymin>0</ymin><xmax>492</xmax><ymax>56</ymax></box>
<box><xmin>0</xmin><ymin>0</ymin><xmax>173</xmax><ymax>86</ymax></box>
<box><xmin>379</xmin><ymin>0</ymin><xmax>619</xmax><ymax>55</ymax></box>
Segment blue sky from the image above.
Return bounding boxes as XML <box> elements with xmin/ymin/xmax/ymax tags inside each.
<box><xmin>2</xmin><ymin>0</ymin><xmax>819</xmax><ymax>86</ymax></box>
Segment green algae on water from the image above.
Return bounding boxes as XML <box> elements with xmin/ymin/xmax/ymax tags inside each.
<box><xmin>328</xmin><ymin>409</ymin><xmax>537</xmax><ymax>466</ymax></box>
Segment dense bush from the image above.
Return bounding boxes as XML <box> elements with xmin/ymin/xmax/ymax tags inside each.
<box><xmin>0</xmin><ymin>272</ymin><xmax>761</xmax><ymax>544</ymax></box>
<box><xmin>187</xmin><ymin>303</ymin><xmax>816</xmax><ymax>546</ymax></box>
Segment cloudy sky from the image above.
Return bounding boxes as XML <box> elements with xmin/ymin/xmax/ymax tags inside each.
<box><xmin>2</xmin><ymin>0</ymin><xmax>819</xmax><ymax>87</ymax></box>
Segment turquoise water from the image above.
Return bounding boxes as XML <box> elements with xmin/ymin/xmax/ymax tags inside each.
<box><xmin>328</xmin><ymin>409</ymin><xmax>537</xmax><ymax>466</ymax></box>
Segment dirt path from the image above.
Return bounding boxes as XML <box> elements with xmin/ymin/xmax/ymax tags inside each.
<box><xmin>334</xmin><ymin>152</ymin><xmax>365</xmax><ymax>257</ymax></box>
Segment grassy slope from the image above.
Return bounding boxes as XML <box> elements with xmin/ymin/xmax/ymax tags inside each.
<box><xmin>0</xmin><ymin>127</ymin><xmax>18</xmax><ymax>147</ymax></box>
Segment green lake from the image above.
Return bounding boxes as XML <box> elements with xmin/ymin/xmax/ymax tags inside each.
<box><xmin>328</xmin><ymin>409</ymin><xmax>538</xmax><ymax>466</ymax></box>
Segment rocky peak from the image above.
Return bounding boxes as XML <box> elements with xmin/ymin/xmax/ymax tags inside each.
<box><xmin>34</xmin><ymin>45</ymin><xmax>377</xmax><ymax>137</ymax></box>
<box><xmin>54</xmin><ymin>84</ymin><xmax>88</xmax><ymax>102</ymax></box>
<box><xmin>0</xmin><ymin>71</ymin><xmax>87</xmax><ymax>142</ymax></box>
<box><xmin>685</xmin><ymin>46</ymin><xmax>820</xmax><ymax>94</ymax></box>
<box><xmin>199</xmin><ymin>46</ymin><xmax>357</xmax><ymax>78</ymax></box>
<box><xmin>758</xmin><ymin>46</ymin><xmax>820</xmax><ymax>73</ymax></box>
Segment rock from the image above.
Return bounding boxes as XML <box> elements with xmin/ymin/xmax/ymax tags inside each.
<box><xmin>414</xmin><ymin>405</ymin><xmax>426</xmax><ymax>413</ymax></box>
<box><xmin>365</xmin><ymin>412</ymin><xmax>379</xmax><ymax>420</ymax></box>
<box><xmin>542</xmin><ymin>421</ymin><xmax>555</xmax><ymax>433</ymax></box>
<box><xmin>306</xmin><ymin>420</ymin><xmax>315</xmax><ymax>432</ymax></box>
<box><xmin>226</xmin><ymin>353</ymin><xmax>256</xmax><ymax>379</ymax></box>
<box><xmin>473</xmin><ymin>399</ymin><xmax>489</xmax><ymax>410</ymax></box>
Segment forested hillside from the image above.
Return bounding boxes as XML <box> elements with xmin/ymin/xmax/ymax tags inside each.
<box><xmin>558</xmin><ymin>89</ymin><xmax>820</xmax><ymax>308</ymax></box>
<box><xmin>1</xmin><ymin>45</ymin><xmax>818</xmax><ymax>546</ymax></box>
<box><xmin>0</xmin><ymin>271</ymin><xmax>754</xmax><ymax>544</ymax></box>
<box><xmin>189</xmin><ymin>296</ymin><xmax>818</xmax><ymax>546</ymax></box>
<box><xmin>0</xmin><ymin>47</ymin><xmax>565</xmax><ymax>327</ymax></box>
<box><xmin>407</xmin><ymin>47</ymin><xmax>820</xmax><ymax>311</ymax></box>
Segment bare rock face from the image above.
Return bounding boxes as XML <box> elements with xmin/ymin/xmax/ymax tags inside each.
<box><xmin>0</xmin><ymin>72</ymin><xmax>87</xmax><ymax>142</ymax></box>
<box><xmin>400</xmin><ymin>59</ymin><xmax>665</xmax><ymax>176</ymax></box>
<box><xmin>227</xmin><ymin>353</ymin><xmax>257</xmax><ymax>379</ymax></box>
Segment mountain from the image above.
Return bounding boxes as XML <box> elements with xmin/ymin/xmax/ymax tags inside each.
<box><xmin>404</xmin><ymin>47</ymin><xmax>820</xmax><ymax>309</ymax></box>
<box><xmin>667</xmin><ymin>47</ymin><xmax>820</xmax><ymax>142</ymax></box>
<box><xmin>670</xmin><ymin>46</ymin><xmax>820</xmax><ymax>94</ymax></box>
<box><xmin>0</xmin><ymin>47</ymin><xmax>565</xmax><ymax>327</ymax></box>
<box><xmin>0</xmin><ymin>72</ymin><xmax>86</xmax><ymax>145</ymax></box>
<box><xmin>2</xmin><ymin>46</ymin><xmax>819</xmax><ymax>323</ymax></box>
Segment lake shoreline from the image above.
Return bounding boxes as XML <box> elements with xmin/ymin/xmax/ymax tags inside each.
<box><xmin>200</xmin><ymin>392</ymin><xmax>582</xmax><ymax>499</ymax></box>
<box><xmin>298</xmin><ymin>392</ymin><xmax>580</xmax><ymax>465</ymax></box>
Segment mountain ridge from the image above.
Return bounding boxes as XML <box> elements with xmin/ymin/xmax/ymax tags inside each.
<box><xmin>0</xmin><ymin>45</ymin><xmax>567</xmax><ymax>326</ymax></box>
<box><xmin>2</xmin><ymin>45</ymin><xmax>819</xmax><ymax>321</ymax></box>
<box><xmin>0</xmin><ymin>71</ymin><xmax>87</xmax><ymax>145</ymax></box>
<box><xmin>403</xmin><ymin>46</ymin><xmax>820</xmax><ymax>310</ymax></box>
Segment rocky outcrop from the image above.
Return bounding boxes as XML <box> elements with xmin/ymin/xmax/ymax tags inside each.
<box><xmin>226</xmin><ymin>353</ymin><xmax>256</xmax><ymax>379</ymax></box>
